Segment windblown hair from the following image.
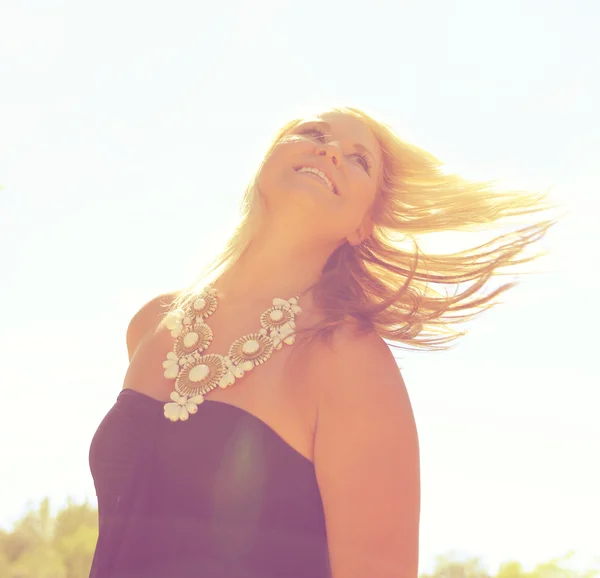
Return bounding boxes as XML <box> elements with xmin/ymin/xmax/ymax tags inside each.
<box><xmin>165</xmin><ymin>106</ymin><xmax>561</xmax><ymax>352</ymax></box>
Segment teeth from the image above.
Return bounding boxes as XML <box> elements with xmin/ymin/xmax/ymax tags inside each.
<box><xmin>296</xmin><ymin>166</ymin><xmax>336</xmax><ymax>194</ymax></box>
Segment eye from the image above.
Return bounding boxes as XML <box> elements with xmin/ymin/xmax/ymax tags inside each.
<box><xmin>297</xmin><ymin>126</ymin><xmax>372</xmax><ymax>175</ymax></box>
<box><xmin>298</xmin><ymin>128</ymin><xmax>326</xmax><ymax>142</ymax></box>
<box><xmin>353</xmin><ymin>152</ymin><xmax>372</xmax><ymax>175</ymax></box>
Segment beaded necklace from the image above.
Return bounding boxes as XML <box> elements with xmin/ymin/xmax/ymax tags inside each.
<box><xmin>161</xmin><ymin>286</ymin><xmax>302</xmax><ymax>422</ymax></box>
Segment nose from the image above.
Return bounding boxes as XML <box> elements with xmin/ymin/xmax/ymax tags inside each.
<box><xmin>315</xmin><ymin>142</ymin><xmax>341</xmax><ymax>167</ymax></box>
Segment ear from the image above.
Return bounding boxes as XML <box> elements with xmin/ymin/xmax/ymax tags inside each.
<box><xmin>346</xmin><ymin>216</ymin><xmax>374</xmax><ymax>247</ymax></box>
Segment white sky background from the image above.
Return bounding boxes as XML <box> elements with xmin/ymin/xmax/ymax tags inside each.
<box><xmin>0</xmin><ymin>0</ymin><xmax>599</xmax><ymax>574</ymax></box>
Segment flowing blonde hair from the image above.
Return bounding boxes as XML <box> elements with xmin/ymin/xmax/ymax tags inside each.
<box><xmin>164</xmin><ymin>105</ymin><xmax>561</xmax><ymax>352</ymax></box>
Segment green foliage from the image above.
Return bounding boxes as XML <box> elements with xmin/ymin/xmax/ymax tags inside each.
<box><xmin>0</xmin><ymin>498</ymin><xmax>597</xmax><ymax>578</ymax></box>
<box><xmin>9</xmin><ymin>544</ymin><xmax>66</xmax><ymax>578</ymax></box>
<box><xmin>0</xmin><ymin>498</ymin><xmax>97</xmax><ymax>578</ymax></box>
<box><xmin>423</xmin><ymin>553</ymin><xmax>491</xmax><ymax>578</ymax></box>
<box><xmin>421</xmin><ymin>552</ymin><xmax>599</xmax><ymax>578</ymax></box>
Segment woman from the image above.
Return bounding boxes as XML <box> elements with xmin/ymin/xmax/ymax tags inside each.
<box><xmin>88</xmin><ymin>106</ymin><xmax>557</xmax><ymax>578</ymax></box>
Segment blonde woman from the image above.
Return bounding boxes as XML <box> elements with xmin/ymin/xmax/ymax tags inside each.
<box><xmin>88</xmin><ymin>106</ymin><xmax>557</xmax><ymax>578</ymax></box>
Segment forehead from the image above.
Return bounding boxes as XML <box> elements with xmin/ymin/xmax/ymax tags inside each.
<box><xmin>305</xmin><ymin>112</ymin><xmax>378</xmax><ymax>145</ymax></box>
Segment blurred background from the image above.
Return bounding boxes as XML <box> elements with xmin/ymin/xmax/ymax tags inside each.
<box><xmin>0</xmin><ymin>0</ymin><xmax>598</xmax><ymax>576</ymax></box>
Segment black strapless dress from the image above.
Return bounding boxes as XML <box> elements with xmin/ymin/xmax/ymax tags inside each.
<box><xmin>88</xmin><ymin>388</ymin><xmax>331</xmax><ymax>578</ymax></box>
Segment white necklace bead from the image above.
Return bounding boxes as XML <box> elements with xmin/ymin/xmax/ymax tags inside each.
<box><xmin>188</xmin><ymin>364</ymin><xmax>209</xmax><ymax>382</ymax></box>
<box><xmin>270</xmin><ymin>309</ymin><xmax>284</xmax><ymax>322</ymax></box>
<box><xmin>183</xmin><ymin>332</ymin><xmax>199</xmax><ymax>348</ymax></box>
<box><xmin>241</xmin><ymin>339</ymin><xmax>260</xmax><ymax>355</ymax></box>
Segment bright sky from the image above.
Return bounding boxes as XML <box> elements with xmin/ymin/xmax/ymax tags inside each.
<box><xmin>0</xmin><ymin>0</ymin><xmax>598</xmax><ymax>574</ymax></box>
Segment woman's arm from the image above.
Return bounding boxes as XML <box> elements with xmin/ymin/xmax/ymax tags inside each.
<box><xmin>312</xmin><ymin>328</ymin><xmax>421</xmax><ymax>578</ymax></box>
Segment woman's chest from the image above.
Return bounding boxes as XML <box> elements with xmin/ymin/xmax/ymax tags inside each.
<box><xmin>122</xmin><ymin>323</ymin><xmax>317</xmax><ymax>463</ymax></box>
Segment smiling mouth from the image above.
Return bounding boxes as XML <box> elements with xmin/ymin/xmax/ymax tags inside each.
<box><xmin>303</xmin><ymin>172</ymin><xmax>331</xmax><ymax>189</ymax></box>
<box><xmin>293</xmin><ymin>167</ymin><xmax>338</xmax><ymax>195</ymax></box>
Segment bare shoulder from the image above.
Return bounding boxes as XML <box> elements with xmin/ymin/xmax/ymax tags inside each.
<box><xmin>126</xmin><ymin>291</ymin><xmax>180</xmax><ymax>361</ymax></box>
<box><xmin>313</xmin><ymin>323</ymin><xmax>410</xmax><ymax>407</ymax></box>
<box><xmin>310</xmin><ymin>324</ymin><xmax>420</xmax><ymax>578</ymax></box>
<box><xmin>311</xmin><ymin>324</ymin><xmax>416</xmax><ymax>443</ymax></box>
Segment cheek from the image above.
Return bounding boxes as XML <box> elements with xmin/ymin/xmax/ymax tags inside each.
<box><xmin>257</xmin><ymin>147</ymin><xmax>288</xmax><ymax>193</ymax></box>
<box><xmin>256</xmin><ymin>162</ymin><xmax>278</xmax><ymax>202</ymax></box>
<box><xmin>347</xmin><ymin>185</ymin><xmax>376</xmax><ymax>223</ymax></box>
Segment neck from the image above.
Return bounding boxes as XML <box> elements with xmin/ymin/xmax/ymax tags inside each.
<box><xmin>213</xmin><ymin>222</ymin><xmax>339</xmax><ymax>307</ymax></box>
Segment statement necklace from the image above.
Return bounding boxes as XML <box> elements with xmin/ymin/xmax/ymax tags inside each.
<box><xmin>161</xmin><ymin>286</ymin><xmax>302</xmax><ymax>422</ymax></box>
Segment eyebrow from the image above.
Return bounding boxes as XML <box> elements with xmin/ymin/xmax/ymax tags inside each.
<box><xmin>301</xmin><ymin>120</ymin><xmax>376</xmax><ymax>167</ymax></box>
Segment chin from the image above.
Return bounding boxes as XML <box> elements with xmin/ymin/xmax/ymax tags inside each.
<box><xmin>288</xmin><ymin>185</ymin><xmax>333</xmax><ymax>212</ymax></box>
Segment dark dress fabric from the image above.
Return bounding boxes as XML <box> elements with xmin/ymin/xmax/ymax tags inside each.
<box><xmin>88</xmin><ymin>388</ymin><xmax>331</xmax><ymax>578</ymax></box>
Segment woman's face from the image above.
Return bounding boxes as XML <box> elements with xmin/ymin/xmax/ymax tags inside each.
<box><xmin>258</xmin><ymin>111</ymin><xmax>382</xmax><ymax>246</ymax></box>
